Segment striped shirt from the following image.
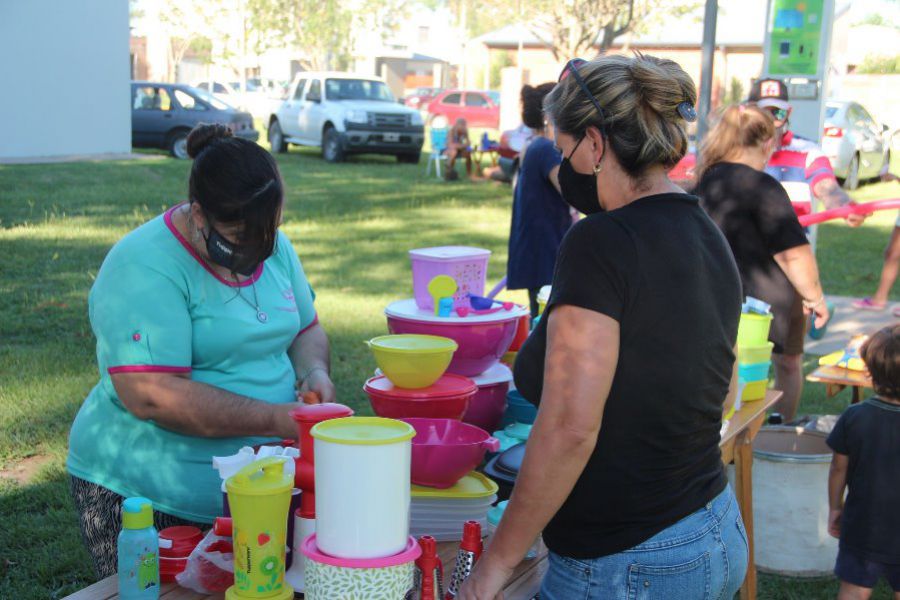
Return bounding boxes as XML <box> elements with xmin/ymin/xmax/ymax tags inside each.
<box><xmin>764</xmin><ymin>131</ymin><xmax>838</xmax><ymax>217</ymax></box>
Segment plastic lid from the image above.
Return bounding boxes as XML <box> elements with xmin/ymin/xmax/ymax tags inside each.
<box><xmin>386</xmin><ymin>298</ymin><xmax>529</xmax><ymax>325</ymax></box>
<box><xmin>302</xmin><ymin>534</ymin><xmax>422</xmax><ymax>568</ymax></box>
<box><xmin>487</xmin><ymin>500</ymin><xmax>509</xmax><ymax>526</ymax></box>
<box><xmin>411</xmin><ymin>471</ymin><xmax>498</xmax><ymax>499</ymax></box>
<box><xmin>364</xmin><ymin>374</ymin><xmax>477</xmax><ymax>400</ymax></box>
<box><xmin>289</xmin><ymin>402</ymin><xmax>354</xmax><ymax>424</ymax></box>
<box><xmin>311</xmin><ymin>417</ymin><xmax>415</xmax><ymax>446</ymax></box>
<box><xmin>471</xmin><ymin>362</ymin><xmax>513</xmax><ymax>387</ymax></box>
<box><xmin>225</xmin><ymin>457</ymin><xmax>293</xmax><ymax>496</ymax></box>
<box><xmin>409</xmin><ymin>246</ymin><xmax>491</xmax><ymax>260</ymax></box>
<box><xmin>495</xmin><ymin>443</ymin><xmax>527</xmax><ymax>477</ymax></box>
<box><xmin>122</xmin><ymin>497</ymin><xmax>153</xmax><ymax>530</ymax></box>
<box><xmin>504</xmin><ymin>422</ymin><xmax>532</xmax><ymax>441</ymax></box>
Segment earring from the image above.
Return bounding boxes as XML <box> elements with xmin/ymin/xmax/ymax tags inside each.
<box><xmin>593</xmin><ymin>163</ymin><xmax>603</xmax><ymax>174</ymax></box>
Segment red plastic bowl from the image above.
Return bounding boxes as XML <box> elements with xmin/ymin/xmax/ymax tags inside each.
<box><xmin>401</xmin><ymin>418</ymin><xmax>500</xmax><ymax>488</ymax></box>
<box><xmin>159</xmin><ymin>526</ymin><xmax>203</xmax><ymax>558</ymax></box>
<box><xmin>386</xmin><ymin>314</ymin><xmax>520</xmax><ymax>377</ymax></box>
<box><xmin>365</xmin><ymin>374</ymin><xmax>476</xmax><ymax>420</ymax></box>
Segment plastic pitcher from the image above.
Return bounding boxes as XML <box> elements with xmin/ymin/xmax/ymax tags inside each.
<box><xmin>225</xmin><ymin>457</ymin><xmax>294</xmax><ymax>600</ymax></box>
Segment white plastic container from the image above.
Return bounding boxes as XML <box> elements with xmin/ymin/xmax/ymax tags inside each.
<box><xmin>311</xmin><ymin>417</ymin><xmax>415</xmax><ymax>559</ymax></box>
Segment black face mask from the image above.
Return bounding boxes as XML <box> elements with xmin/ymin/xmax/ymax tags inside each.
<box><xmin>558</xmin><ymin>136</ymin><xmax>603</xmax><ymax>215</ymax></box>
<box><xmin>203</xmin><ymin>226</ymin><xmax>259</xmax><ymax>277</ymax></box>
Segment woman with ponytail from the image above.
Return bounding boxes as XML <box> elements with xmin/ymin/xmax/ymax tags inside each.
<box><xmin>67</xmin><ymin>123</ymin><xmax>334</xmax><ymax>577</ymax></box>
<box><xmin>696</xmin><ymin>104</ymin><xmax>829</xmax><ymax>421</ymax></box>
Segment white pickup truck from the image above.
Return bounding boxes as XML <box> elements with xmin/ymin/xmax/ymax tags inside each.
<box><xmin>267</xmin><ymin>72</ymin><xmax>425</xmax><ymax>163</ymax></box>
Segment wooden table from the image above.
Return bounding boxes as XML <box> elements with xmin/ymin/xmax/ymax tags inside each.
<box><xmin>63</xmin><ymin>540</ymin><xmax>547</xmax><ymax>600</ymax></box>
<box><xmin>806</xmin><ymin>365</ymin><xmax>872</xmax><ymax>404</ymax></box>
<box><xmin>64</xmin><ymin>390</ymin><xmax>780</xmax><ymax>600</ymax></box>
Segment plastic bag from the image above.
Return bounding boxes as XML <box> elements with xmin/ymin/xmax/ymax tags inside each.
<box><xmin>176</xmin><ymin>528</ymin><xmax>234</xmax><ymax>593</ymax></box>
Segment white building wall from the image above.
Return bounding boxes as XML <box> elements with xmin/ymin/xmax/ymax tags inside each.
<box><xmin>0</xmin><ymin>0</ymin><xmax>131</xmax><ymax>159</ymax></box>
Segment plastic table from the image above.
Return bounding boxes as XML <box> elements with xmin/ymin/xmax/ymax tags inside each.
<box><xmin>63</xmin><ymin>390</ymin><xmax>781</xmax><ymax>600</ymax></box>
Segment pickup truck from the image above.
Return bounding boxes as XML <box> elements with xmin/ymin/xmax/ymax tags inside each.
<box><xmin>267</xmin><ymin>72</ymin><xmax>425</xmax><ymax>163</ymax></box>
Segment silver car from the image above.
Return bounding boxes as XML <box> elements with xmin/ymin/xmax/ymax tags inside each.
<box><xmin>822</xmin><ymin>100</ymin><xmax>891</xmax><ymax>190</ymax></box>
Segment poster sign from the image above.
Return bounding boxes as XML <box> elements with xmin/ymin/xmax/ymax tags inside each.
<box><xmin>767</xmin><ymin>0</ymin><xmax>825</xmax><ymax>76</ymax></box>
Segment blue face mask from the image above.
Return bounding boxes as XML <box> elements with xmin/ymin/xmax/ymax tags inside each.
<box><xmin>203</xmin><ymin>226</ymin><xmax>259</xmax><ymax>276</ymax></box>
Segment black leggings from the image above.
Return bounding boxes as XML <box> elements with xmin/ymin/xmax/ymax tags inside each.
<box><xmin>69</xmin><ymin>476</ymin><xmax>207</xmax><ymax>578</ymax></box>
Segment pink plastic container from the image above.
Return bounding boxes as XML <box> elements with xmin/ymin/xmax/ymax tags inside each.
<box><xmin>385</xmin><ymin>299</ymin><xmax>528</xmax><ymax>377</ymax></box>
<box><xmin>401</xmin><ymin>418</ymin><xmax>500</xmax><ymax>488</ymax></box>
<box><xmin>463</xmin><ymin>363</ymin><xmax>512</xmax><ymax>433</ymax></box>
<box><xmin>410</xmin><ymin>247</ymin><xmax>491</xmax><ymax>311</ymax></box>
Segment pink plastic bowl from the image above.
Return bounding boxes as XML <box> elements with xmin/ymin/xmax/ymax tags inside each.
<box><xmin>386</xmin><ymin>315</ymin><xmax>519</xmax><ymax>377</ymax></box>
<box><xmin>401</xmin><ymin>418</ymin><xmax>500</xmax><ymax>488</ymax></box>
<box><xmin>463</xmin><ymin>380</ymin><xmax>510</xmax><ymax>433</ymax></box>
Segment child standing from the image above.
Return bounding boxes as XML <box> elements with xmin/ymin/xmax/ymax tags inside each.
<box><xmin>827</xmin><ymin>324</ymin><xmax>900</xmax><ymax>599</ymax></box>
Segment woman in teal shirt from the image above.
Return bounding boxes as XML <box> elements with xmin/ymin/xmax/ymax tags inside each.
<box><xmin>67</xmin><ymin>124</ymin><xmax>335</xmax><ymax>577</ymax></box>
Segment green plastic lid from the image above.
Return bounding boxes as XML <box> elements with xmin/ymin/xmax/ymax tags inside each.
<box><xmin>311</xmin><ymin>417</ymin><xmax>415</xmax><ymax>446</ymax></box>
<box><xmin>226</xmin><ymin>457</ymin><xmax>292</xmax><ymax>497</ymax></box>
<box><xmin>122</xmin><ymin>497</ymin><xmax>153</xmax><ymax>530</ymax></box>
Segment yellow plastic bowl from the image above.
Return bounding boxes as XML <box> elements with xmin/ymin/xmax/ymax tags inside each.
<box><xmin>743</xmin><ymin>379</ymin><xmax>769</xmax><ymax>402</ymax></box>
<box><xmin>367</xmin><ymin>335</ymin><xmax>458</xmax><ymax>389</ymax></box>
<box><xmin>737</xmin><ymin>313</ymin><xmax>773</xmax><ymax>347</ymax></box>
<box><xmin>739</xmin><ymin>342</ymin><xmax>775</xmax><ymax>365</ymax></box>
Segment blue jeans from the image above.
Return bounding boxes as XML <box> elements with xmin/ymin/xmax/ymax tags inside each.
<box><xmin>540</xmin><ymin>487</ymin><xmax>748</xmax><ymax>600</ymax></box>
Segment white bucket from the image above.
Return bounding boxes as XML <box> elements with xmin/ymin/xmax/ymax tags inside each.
<box><xmin>752</xmin><ymin>426</ymin><xmax>837</xmax><ymax>576</ymax></box>
<box><xmin>311</xmin><ymin>417</ymin><xmax>414</xmax><ymax>559</ymax></box>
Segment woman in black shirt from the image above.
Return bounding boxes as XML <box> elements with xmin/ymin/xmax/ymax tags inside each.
<box><xmin>460</xmin><ymin>55</ymin><xmax>747</xmax><ymax>600</ymax></box>
<box><xmin>694</xmin><ymin>105</ymin><xmax>830</xmax><ymax>421</ymax></box>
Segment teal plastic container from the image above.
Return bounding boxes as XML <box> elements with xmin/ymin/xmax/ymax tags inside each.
<box><xmin>500</xmin><ymin>390</ymin><xmax>537</xmax><ymax>427</ymax></box>
<box><xmin>117</xmin><ymin>497</ymin><xmax>160</xmax><ymax>599</ymax></box>
<box><xmin>738</xmin><ymin>361</ymin><xmax>771</xmax><ymax>382</ymax></box>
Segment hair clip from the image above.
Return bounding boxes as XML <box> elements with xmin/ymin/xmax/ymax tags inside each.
<box><xmin>677</xmin><ymin>102</ymin><xmax>697</xmax><ymax>122</ymax></box>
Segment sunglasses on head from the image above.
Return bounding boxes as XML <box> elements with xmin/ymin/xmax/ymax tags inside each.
<box><xmin>558</xmin><ymin>58</ymin><xmax>605</xmax><ymax>120</ymax></box>
<box><xmin>765</xmin><ymin>106</ymin><xmax>789</xmax><ymax>122</ymax></box>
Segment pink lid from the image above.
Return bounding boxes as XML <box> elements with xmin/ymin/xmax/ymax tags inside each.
<box><xmin>364</xmin><ymin>374</ymin><xmax>477</xmax><ymax>400</ymax></box>
<box><xmin>302</xmin><ymin>534</ymin><xmax>422</xmax><ymax>568</ymax></box>
<box><xmin>409</xmin><ymin>246</ymin><xmax>491</xmax><ymax>261</ymax></box>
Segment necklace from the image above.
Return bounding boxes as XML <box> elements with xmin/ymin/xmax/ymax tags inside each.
<box><xmin>235</xmin><ymin>280</ymin><xmax>268</xmax><ymax>323</ymax></box>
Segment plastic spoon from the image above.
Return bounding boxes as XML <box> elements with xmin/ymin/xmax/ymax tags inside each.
<box><xmin>468</xmin><ymin>293</ymin><xmax>514</xmax><ymax>311</ymax></box>
<box><xmin>427</xmin><ymin>275</ymin><xmax>458</xmax><ymax>316</ymax></box>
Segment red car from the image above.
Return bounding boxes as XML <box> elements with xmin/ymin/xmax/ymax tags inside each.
<box><xmin>427</xmin><ymin>89</ymin><xmax>500</xmax><ymax>129</ymax></box>
<box><xmin>404</xmin><ymin>87</ymin><xmax>442</xmax><ymax>110</ymax></box>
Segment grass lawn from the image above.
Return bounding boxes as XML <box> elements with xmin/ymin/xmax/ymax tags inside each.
<box><xmin>1</xmin><ymin>139</ymin><xmax>898</xmax><ymax>599</ymax></box>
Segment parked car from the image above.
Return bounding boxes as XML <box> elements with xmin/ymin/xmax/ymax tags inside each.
<box><xmin>822</xmin><ymin>100</ymin><xmax>891</xmax><ymax>190</ymax></box>
<box><xmin>404</xmin><ymin>87</ymin><xmax>443</xmax><ymax>110</ymax></box>
<box><xmin>267</xmin><ymin>72</ymin><xmax>425</xmax><ymax>163</ymax></box>
<box><xmin>131</xmin><ymin>82</ymin><xmax>258</xmax><ymax>159</ymax></box>
<box><xmin>427</xmin><ymin>89</ymin><xmax>500</xmax><ymax>129</ymax></box>
<box><xmin>195</xmin><ymin>80</ymin><xmax>279</xmax><ymax>118</ymax></box>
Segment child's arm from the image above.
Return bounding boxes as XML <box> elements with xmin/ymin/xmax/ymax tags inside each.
<box><xmin>828</xmin><ymin>452</ymin><xmax>849</xmax><ymax>539</ymax></box>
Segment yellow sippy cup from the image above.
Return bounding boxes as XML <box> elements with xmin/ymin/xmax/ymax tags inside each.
<box><xmin>225</xmin><ymin>457</ymin><xmax>294</xmax><ymax>600</ymax></box>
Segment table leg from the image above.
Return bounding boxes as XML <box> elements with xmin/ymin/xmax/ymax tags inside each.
<box><xmin>734</xmin><ymin>430</ymin><xmax>756</xmax><ymax>600</ymax></box>
<box><xmin>852</xmin><ymin>386</ymin><xmax>862</xmax><ymax>404</ymax></box>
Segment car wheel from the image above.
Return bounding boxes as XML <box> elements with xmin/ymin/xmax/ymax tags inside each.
<box><xmin>842</xmin><ymin>153</ymin><xmax>860</xmax><ymax>190</ymax></box>
<box><xmin>397</xmin><ymin>153</ymin><xmax>420</xmax><ymax>164</ymax></box>
<box><xmin>322</xmin><ymin>127</ymin><xmax>345</xmax><ymax>163</ymax></box>
<box><xmin>168</xmin><ymin>130</ymin><xmax>190</xmax><ymax>159</ymax></box>
<box><xmin>269</xmin><ymin>120</ymin><xmax>287</xmax><ymax>153</ymax></box>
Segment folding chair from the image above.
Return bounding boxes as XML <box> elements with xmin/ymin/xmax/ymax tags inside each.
<box><xmin>425</xmin><ymin>127</ymin><xmax>449</xmax><ymax>178</ymax></box>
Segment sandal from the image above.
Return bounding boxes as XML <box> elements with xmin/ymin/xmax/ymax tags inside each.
<box><xmin>852</xmin><ymin>298</ymin><xmax>887</xmax><ymax>310</ymax></box>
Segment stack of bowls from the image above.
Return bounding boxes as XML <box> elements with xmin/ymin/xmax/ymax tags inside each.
<box><xmin>158</xmin><ymin>526</ymin><xmax>203</xmax><ymax>583</ymax></box>
<box><xmin>737</xmin><ymin>312</ymin><xmax>775</xmax><ymax>402</ymax></box>
<box><xmin>409</xmin><ymin>472</ymin><xmax>498</xmax><ymax>542</ymax></box>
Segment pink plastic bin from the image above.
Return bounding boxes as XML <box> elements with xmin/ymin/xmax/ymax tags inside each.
<box><xmin>410</xmin><ymin>246</ymin><xmax>491</xmax><ymax>311</ymax></box>
<box><xmin>462</xmin><ymin>363</ymin><xmax>512</xmax><ymax>433</ymax></box>
<box><xmin>401</xmin><ymin>418</ymin><xmax>500</xmax><ymax>488</ymax></box>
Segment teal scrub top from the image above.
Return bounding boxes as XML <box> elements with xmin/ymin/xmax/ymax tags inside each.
<box><xmin>67</xmin><ymin>204</ymin><xmax>317</xmax><ymax>523</ymax></box>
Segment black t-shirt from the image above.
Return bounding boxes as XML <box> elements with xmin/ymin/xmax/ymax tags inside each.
<box><xmin>826</xmin><ymin>397</ymin><xmax>900</xmax><ymax>563</ymax></box>
<box><xmin>695</xmin><ymin>163</ymin><xmax>809</xmax><ymax>353</ymax></box>
<box><xmin>514</xmin><ymin>193</ymin><xmax>742</xmax><ymax>558</ymax></box>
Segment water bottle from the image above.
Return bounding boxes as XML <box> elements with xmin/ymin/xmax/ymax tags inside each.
<box><xmin>117</xmin><ymin>497</ymin><xmax>160</xmax><ymax>599</ymax></box>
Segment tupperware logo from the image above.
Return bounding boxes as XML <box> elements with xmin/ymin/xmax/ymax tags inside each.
<box><xmin>246</xmin><ymin>547</ymin><xmax>252</xmax><ymax>573</ymax></box>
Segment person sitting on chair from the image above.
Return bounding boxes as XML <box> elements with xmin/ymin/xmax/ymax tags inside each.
<box><xmin>447</xmin><ymin>118</ymin><xmax>473</xmax><ymax>180</ymax></box>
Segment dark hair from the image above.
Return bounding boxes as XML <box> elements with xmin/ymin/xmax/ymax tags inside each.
<box><xmin>186</xmin><ymin>123</ymin><xmax>283</xmax><ymax>274</ymax></box>
<box><xmin>543</xmin><ymin>53</ymin><xmax>697</xmax><ymax>179</ymax></box>
<box><xmin>860</xmin><ymin>325</ymin><xmax>900</xmax><ymax>400</ymax></box>
<box><xmin>520</xmin><ymin>83</ymin><xmax>555</xmax><ymax>130</ymax></box>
